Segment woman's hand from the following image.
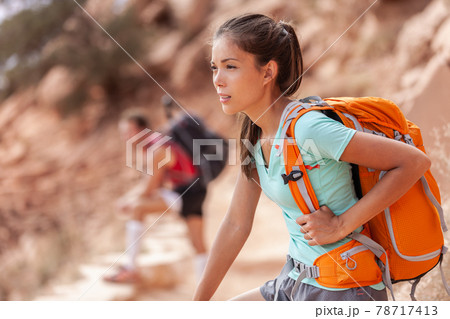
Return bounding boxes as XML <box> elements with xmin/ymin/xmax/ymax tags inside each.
<box><xmin>296</xmin><ymin>206</ymin><xmax>346</xmax><ymax>246</ymax></box>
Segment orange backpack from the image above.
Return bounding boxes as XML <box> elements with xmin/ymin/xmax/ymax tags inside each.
<box><xmin>279</xmin><ymin>96</ymin><xmax>449</xmax><ymax>300</ymax></box>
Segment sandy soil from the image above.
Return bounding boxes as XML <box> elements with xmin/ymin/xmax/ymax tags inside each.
<box><xmin>35</xmin><ymin>166</ymin><xmax>289</xmax><ymax>301</ymax></box>
<box><xmin>34</xmin><ymin>164</ymin><xmax>450</xmax><ymax>301</ymax></box>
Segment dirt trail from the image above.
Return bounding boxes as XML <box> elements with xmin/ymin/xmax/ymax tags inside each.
<box><xmin>34</xmin><ymin>166</ymin><xmax>450</xmax><ymax>301</ymax></box>
<box><xmin>35</xmin><ymin>216</ymin><xmax>197</xmax><ymax>301</ymax></box>
<box><xmin>35</xmin><ymin>167</ymin><xmax>288</xmax><ymax>301</ymax></box>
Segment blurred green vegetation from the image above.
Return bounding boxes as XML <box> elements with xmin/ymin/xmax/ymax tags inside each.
<box><xmin>0</xmin><ymin>0</ymin><xmax>152</xmax><ymax>114</ymax></box>
<box><xmin>0</xmin><ymin>0</ymin><xmax>79</xmax><ymax>100</ymax></box>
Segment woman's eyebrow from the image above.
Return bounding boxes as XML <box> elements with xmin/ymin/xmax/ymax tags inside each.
<box><xmin>221</xmin><ymin>58</ymin><xmax>239</xmax><ymax>63</ymax></box>
<box><xmin>210</xmin><ymin>58</ymin><xmax>239</xmax><ymax>65</ymax></box>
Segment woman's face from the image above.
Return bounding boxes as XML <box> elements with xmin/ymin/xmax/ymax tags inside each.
<box><xmin>211</xmin><ymin>36</ymin><xmax>267</xmax><ymax>115</ymax></box>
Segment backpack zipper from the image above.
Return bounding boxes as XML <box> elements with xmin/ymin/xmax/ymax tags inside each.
<box><xmin>340</xmin><ymin>245</ymin><xmax>369</xmax><ymax>270</ymax></box>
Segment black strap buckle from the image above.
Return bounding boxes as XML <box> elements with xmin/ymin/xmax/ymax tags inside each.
<box><xmin>281</xmin><ymin>170</ymin><xmax>303</xmax><ymax>185</ymax></box>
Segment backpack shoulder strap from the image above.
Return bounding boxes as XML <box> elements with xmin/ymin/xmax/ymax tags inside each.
<box><xmin>277</xmin><ymin>97</ymin><xmax>335</xmax><ymax>214</ymax></box>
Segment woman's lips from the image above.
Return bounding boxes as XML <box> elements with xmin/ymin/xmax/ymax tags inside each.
<box><xmin>219</xmin><ymin>94</ymin><xmax>231</xmax><ymax>103</ymax></box>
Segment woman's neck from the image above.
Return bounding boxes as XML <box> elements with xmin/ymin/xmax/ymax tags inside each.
<box><xmin>245</xmin><ymin>95</ymin><xmax>291</xmax><ymax>138</ymax></box>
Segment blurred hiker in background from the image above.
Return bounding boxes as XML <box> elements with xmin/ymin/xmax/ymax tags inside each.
<box><xmin>104</xmin><ymin>96</ymin><xmax>217</xmax><ymax>284</ymax></box>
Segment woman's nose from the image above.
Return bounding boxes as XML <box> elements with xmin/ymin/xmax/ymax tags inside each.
<box><xmin>213</xmin><ymin>70</ymin><xmax>225</xmax><ymax>88</ymax></box>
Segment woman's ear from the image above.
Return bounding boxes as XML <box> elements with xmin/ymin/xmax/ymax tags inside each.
<box><xmin>263</xmin><ymin>60</ymin><xmax>278</xmax><ymax>86</ymax></box>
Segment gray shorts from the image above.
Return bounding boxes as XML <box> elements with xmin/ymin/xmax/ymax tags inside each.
<box><xmin>260</xmin><ymin>255</ymin><xmax>388</xmax><ymax>301</ymax></box>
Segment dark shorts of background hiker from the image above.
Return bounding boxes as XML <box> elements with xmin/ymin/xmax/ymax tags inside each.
<box><xmin>174</xmin><ymin>181</ymin><xmax>207</xmax><ymax>219</ymax></box>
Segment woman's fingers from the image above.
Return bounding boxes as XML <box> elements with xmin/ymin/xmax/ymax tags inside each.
<box><xmin>295</xmin><ymin>206</ymin><xmax>343</xmax><ymax>246</ymax></box>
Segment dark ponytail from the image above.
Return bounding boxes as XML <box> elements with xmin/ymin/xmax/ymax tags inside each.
<box><xmin>239</xmin><ymin>113</ymin><xmax>260</xmax><ymax>178</ymax></box>
<box><xmin>277</xmin><ymin>21</ymin><xmax>303</xmax><ymax>96</ymax></box>
<box><xmin>214</xmin><ymin>14</ymin><xmax>304</xmax><ymax>178</ymax></box>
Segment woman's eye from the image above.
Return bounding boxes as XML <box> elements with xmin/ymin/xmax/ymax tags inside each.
<box><xmin>210</xmin><ymin>65</ymin><xmax>217</xmax><ymax>71</ymax></box>
<box><xmin>226</xmin><ymin>64</ymin><xmax>236</xmax><ymax>69</ymax></box>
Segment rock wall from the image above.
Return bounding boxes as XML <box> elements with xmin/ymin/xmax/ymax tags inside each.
<box><xmin>391</xmin><ymin>0</ymin><xmax>450</xmax><ymax>197</ymax></box>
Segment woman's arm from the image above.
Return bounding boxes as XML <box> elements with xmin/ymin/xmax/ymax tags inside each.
<box><xmin>297</xmin><ymin>131</ymin><xmax>431</xmax><ymax>246</ymax></box>
<box><xmin>193</xmin><ymin>169</ymin><xmax>262</xmax><ymax>300</ymax></box>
